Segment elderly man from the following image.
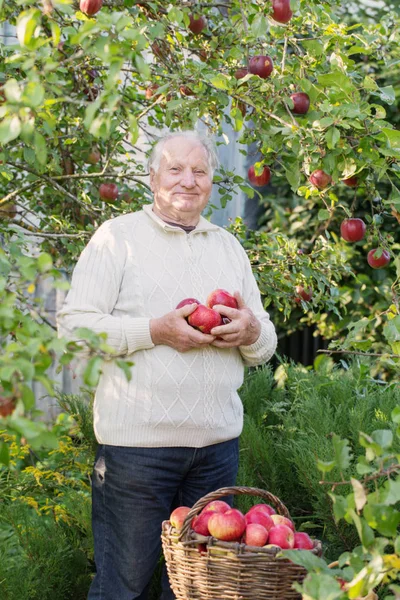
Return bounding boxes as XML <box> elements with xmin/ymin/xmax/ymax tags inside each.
<box><xmin>57</xmin><ymin>130</ymin><xmax>277</xmax><ymax>600</ymax></box>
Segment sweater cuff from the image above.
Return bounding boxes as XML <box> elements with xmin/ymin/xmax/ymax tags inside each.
<box><xmin>124</xmin><ymin>317</ymin><xmax>155</xmax><ymax>354</ymax></box>
<box><xmin>239</xmin><ymin>321</ymin><xmax>277</xmax><ymax>362</ymax></box>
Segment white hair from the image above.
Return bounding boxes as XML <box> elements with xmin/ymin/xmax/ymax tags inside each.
<box><xmin>148</xmin><ymin>130</ymin><xmax>219</xmax><ymax>176</ymax></box>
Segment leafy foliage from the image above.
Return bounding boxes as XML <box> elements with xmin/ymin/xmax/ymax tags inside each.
<box><xmin>236</xmin><ymin>358</ymin><xmax>400</xmax><ymax>560</ymax></box>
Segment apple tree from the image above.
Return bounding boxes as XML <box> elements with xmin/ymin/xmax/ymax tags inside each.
<box><xmin>0</xmin><ymin>0</ymin><xmax>400</xmax><ymax>454</ymax></box>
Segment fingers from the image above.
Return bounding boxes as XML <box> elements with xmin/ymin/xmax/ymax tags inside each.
<box><xmin>212</xmin><ymin>304</ymin><xmax>237</xmax><ymax>318</ymax></box>
<box><xmin>177</xmin><ymin>302</ymin><xmax>199</xmax><ymax>317</ymax></box>
<box><xmin>234</xmin><ymin>291</ymin><xmax>246</xmax><ymax>309</ymax></box>
<box><xmin>210</xmin><ymin>323</ymin><xmax>236</xmax><ymax>336</ymax></box>
<box><xmin>190</xmin><ymin>333</ymin><xmax>216</xmax><ymax>345</ymax></box>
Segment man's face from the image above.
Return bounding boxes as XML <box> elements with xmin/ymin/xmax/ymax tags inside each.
<box><xmin>150</xmin><ymin>137</ymin><xmax>213</xmax><ymax>223</ymax></box>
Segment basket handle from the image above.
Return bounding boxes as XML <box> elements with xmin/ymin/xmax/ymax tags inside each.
<box><xmin>179</xmin><ymin>485</ymin><xmax>291</xmax><ymax>541</ymax></box>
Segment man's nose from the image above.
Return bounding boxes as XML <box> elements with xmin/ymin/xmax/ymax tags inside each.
<box><xmin>180</xmin><ymin>169</ymin><xmax>196</xmax><ymax>187</ymax></box>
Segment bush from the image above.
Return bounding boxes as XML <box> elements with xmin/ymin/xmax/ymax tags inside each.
<box><xmin>236</xmin><ymin>358</ymin><xmax>400</xmax><ymax>560</ymax></box>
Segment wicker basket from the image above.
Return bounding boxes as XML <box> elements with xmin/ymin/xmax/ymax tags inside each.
<box><xmin>161</xmin><ymin>486</ymin><xmax>322</xmax><ymax>600</ymax></box>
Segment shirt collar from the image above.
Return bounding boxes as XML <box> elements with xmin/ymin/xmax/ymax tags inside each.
<box><xmin>142</xmin><ymin>203</ymin><xmax>219</xmax><ymax>233</ymax></box>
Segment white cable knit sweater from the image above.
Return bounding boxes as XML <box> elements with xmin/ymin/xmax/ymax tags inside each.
<box><xmin>57</xmin><ymin>204</ymin><xmax>277</xmax><ymax>448</ymax></box>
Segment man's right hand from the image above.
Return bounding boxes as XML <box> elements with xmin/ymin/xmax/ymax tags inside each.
<box><xmin>150</xmin><ymin>303</ymin><xmax>216</xmax><ymax>352</ymax></box>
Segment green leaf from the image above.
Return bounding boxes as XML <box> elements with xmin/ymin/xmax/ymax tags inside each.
<box><xmin>29</xmin><ymin>431</ymin><xmax>59</xmax><ymax>451</ymax></box>
<box><xmin>22</xmin><ymin>82</ymin><xmax>45</xmax><ymax>108</ymax></box>
<box><xmin>372</xmin><ymin>429</ymin><xmax>393</xmax><ymax>449</ymax></box>
<box><xmin>167</xmin><ymin>6</ymin><xmax>184</xmax><ymax>24</ymax></box>
<box><xmin>250</xmin><ymin>13</ymin><xmax>268</xmax><ymax>37</ymax></box>
<box><xmin>209</xmin><ymin>74</ymin><xmax>231</xmax><ymax>90</ymax></box>
<box><xmin>285</xmin><ymin>164</ymin><xmax>301</xmax><ymax>191</ymax></box>
<box><xmin>294</xmin><ymin>572</ymin><xmax>343</xmax><ymax>600</ymax></box>
<box><xmin>128</xmin><ymin>115</ymin><xmax>139</xmax><ymax>146</ymax></box>
<box><xmin>37</xmin><ymin>252</ymin><xmax>53</xmax><ymax>273</ymax></box>
<box><xmin>34</xmin><ymin>131</ymin><xmax>48</xmax><ymax>165</ymax></box>
<box><xmin>392</xmin><ymin>406</ymin><xmax>400</xmax><ymax>424</ymax></box>
<box><xmin>84</xmin><ymin>356</ymin><xmax>103</xmax><ymax>387</ymax></box>
<box><xmin>116</xmin><ymin>359</ymin><xmax>134</xmax><ymax>382</ymax></box>
<box><xmin>21</xmin><ymin>384</ymin><xmax>35</xmax><ymax>410</ymax></box>
<box><xmin>4</xmin><ymin>79</ymin><xmax>22</xmax><ymax>103</ymax></box>
<box><xmin>330</xmin><ymin>493</ymin><xmax>348</xmax><ymax>522</ymax></box>
<box><xmin>363</xmin><ymin>76</ymin><xmax>378</xmax><ymax>91</ymax></box>
<box><xmin>318</xmin><ymin>209</ymin><xmax>330</xmax><ymax>221</ymax></box>
<box><xmin>351</xmin><ymin>478</ymin><xmax>367</xmax><ymax>512</ymax></box>
<box><xmin>135</xmin><ymin>55</ymin><xmax>151</xmax><ymax>80</ymax></box>
<box><xmin>382</xmin><ymin>478</ymin><xmax>400</xmax><ymax>505</ymax></box>
<box><xmin>0</xmin><ymin>116</ymin><xmax>22</xmax><ymax>144</ymax></box>
<box><xmin>383</xmin><ymin>128</ymin><xmax>400</xmax><ymax>149</ymax></box>
<box><xmin>282</xmin><ymin>550</ymin><xmax>330</xmax><ymax>572</ymax></box>
<box><xmin>332</xmin><ymin>434</ymin><xmax>352</xmax><ymax>471</ymax></box>
<box><xmin>375</xmin><ymin>85</ymin><xmax>396</xmax><ymax>105</ymax></box>
<box><xmin>318</xmin><ymin>72</ymin><xmax>354</xmax><ymax>94</ymax></box>
<box><xmin>17</xmin><ymin>9</ymin><xmax>41</xmax><ymax>48</ymax></box>
<box><xmin>0</xmin><ymin>441</ymin><xmax>10</xmax><ymax>466</ymax></box>
<box><xmin>349</xmin><ymin>508</ymin><xmax>375</xmax><ymax>548</ymax></box>
<box><xmin>363</xmin><ymin>503</ymin><xmax>400</xmax><ymax>537</ymax></box>
<box><xmin>326</xmin><ymin>127</ymin><xmax>340</xmax><ymax>149</ymax></box>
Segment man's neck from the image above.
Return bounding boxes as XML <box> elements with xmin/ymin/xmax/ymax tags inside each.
<box><xmin>152</xmin><ymin>206</ymin><xmax>200</xmax><ymax>228</ymax></box>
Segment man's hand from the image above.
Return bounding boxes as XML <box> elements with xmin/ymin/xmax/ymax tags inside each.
<box><xmin>150</xmin><ymin>303</ymin><xmax>216</xmax><ymax>352</ymax></box>
<box><xmin>210</xmin><ymin>292</ymin><xmax>261</xmax><ymax>348</ymax></box>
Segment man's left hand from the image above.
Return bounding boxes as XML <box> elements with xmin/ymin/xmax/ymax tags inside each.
<box><xmin>210</xmin><ymin>292</ymin><xmax>261</xmax><ymax>348</ymax></box>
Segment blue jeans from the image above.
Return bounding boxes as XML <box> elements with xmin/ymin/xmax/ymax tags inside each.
<box><xmin>87</xmin><ymin>438</ymin><xmax>239</xmax><ymax>600</ymax></box>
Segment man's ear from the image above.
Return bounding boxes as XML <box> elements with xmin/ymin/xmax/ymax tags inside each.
<box><xmin>149</xmin><ymin>168</ymin><xmax>155</xmax><ymax>192</ymax></box>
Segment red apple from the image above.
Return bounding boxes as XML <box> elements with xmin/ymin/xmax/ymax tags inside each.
<box><xmin>248</xmin><ymin>55</ymin><xmax>274</xmax><ymax>79</ymax></box>
<box><xmin>187</xmin><ymin>305</ymin><xmax>223</xmax><ymax>334</ymax></box>
<box><xmin>272</xmin><ymin>0</ymin><xmax>293</xmax><ymax>23</ymax></box>
<box><xmin>268</xmin><ymin>524</ymin><xmax>295</xmax><ymax>549</ymax></box>
<box><xmin>340</xmin><ymin>218</ymin><xmax>366</xmax><ymax>242</ymax></box>
<box><xmin>145</xmin><ymin>84</ymin><xmax>159</xmax><ymax>100</ymax></box>
<box><xmin>243</xmin><ymin>523</ymin><xmax>269</xmax><ymax>546</ymax></box>
<box><xmin>270</xmin><ymin>514</ymin><xmax>295</xmax><ymax>531</ymax></box>
<box><xmin>151</xmin><ymin>41</ymin><xmax>170</xmax><ymax>60</ymax></box>
<box><xmin>99</xmin><ymin>183</ymin><xmax>119</xmax><ymax>202</ymax></box>
<box><xmin>180</xmin><ymin>85</ymin><xmax>194</xmax><ymax>97</ymax></box>
<box><xmin>204</xmin><ymin>500</ymin><xmax>231</xmax><ymax>513</ymax></box>
<box><xmin>170</xmin><ymin>506</ymin><xmax>191</xmax><ymax>531</ymax></box>
<box><xmin>290</xmin><ymin>92</ymin><xmax>310</xmax><ymax>115</ymax></box>
<box><xmin>343</xmin><ymin>175</ymin><xmax>358</xmax><ymax>187</ymax></box>
<box><xmin>293</xmin><ymin>532</ymin><xmax>314</xmax><ymax>550</ymax></box>
<box><xmin>247</xmin><ymin>503</ymin><xmax>276</xmax><ymax>517</ymax></box>
<box><xmin>367</xmin><ymin>248</ymin><xmax>390</xmax><ymax>269</ymax></box>
<box><xmin>188</xmin><ymin>14</ymin><xmax>207</xmax><ymax>34</ymax></box>
<box><xmin>207</xmin><ymin>289</ymin><xmax>238</xmax><ymax>310</ymax></box>
<box><xmin>245</xmin><ymin>510</ymin><xmax>274</xmax><ymax>532</ymax></box>
<box><xmin>176</xmin><ymin>298</ymin><xmax>200</xmax><ymax>309</ymax></box>
<box><xmin>87</xmin><ymin>147</ymin><xmax>101</xmax><ymax>165</ymax></box>
<box><xmin>234</xmin><ymin>67</ymin><xmax>248</xmax><ymax>80</ymax></box>
<box><xmin>208</xmin><ymin>508</ymin><xmax>246</xmax><ymax>541</ymax></box>
<box><xmin>0</xmin><ymin>396</ymin><xmax>16</xmax><ymax>417</ymax></box>
<box><xmin>0</xmin><ymin>203</ymin><xmax>17</xmax><ymax>220</ymax></box>
<box><xmin>248</xmin><ymin>165</ymin><xmax>271</xmax><ymax>187</ymax></box>
<box><xmin>80</xmin><ymin>0</ymin><xmax>102</xmax><ymax>16</ymax></box>
<box><xmin>192</xmin><ymin>509</ymin><xmax>216</xmax><ymax>536</ymax></box>
<box><xmin>309</xmin><ymin>169</ymin><xmax>332</xmax><ymax>190</ymax></box>
<box><xmin>294</xmin><ymin>285</ymin><xmax>313</xmax><ymax>303</ymax></box>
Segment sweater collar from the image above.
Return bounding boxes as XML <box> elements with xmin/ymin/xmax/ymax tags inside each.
<box><xmin>142</xmin><ymin>203</ymin><xmax>219</xmax><ymax>233</ymax></box>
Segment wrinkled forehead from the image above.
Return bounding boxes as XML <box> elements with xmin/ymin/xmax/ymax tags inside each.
<box><xmin>160</xmin><ymin>138</ymin><xmax>209</xmax><ymax>168</ymax></box>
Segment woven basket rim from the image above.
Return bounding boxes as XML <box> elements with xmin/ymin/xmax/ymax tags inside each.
<box><xmin>179</xmin><ymin>485</ymin><xmax>291</xmax><ymax>541</ymax></box>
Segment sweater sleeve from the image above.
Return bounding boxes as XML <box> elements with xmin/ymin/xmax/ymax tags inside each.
<box><xmin>232</xmin><ymin>237</ymin><xmax>277</xmax><ymax>366</ymax></box>
<box><xmin>57</xmin><ymin>221</ymin><xmax>154</xmax><ymax>356</ymax></box>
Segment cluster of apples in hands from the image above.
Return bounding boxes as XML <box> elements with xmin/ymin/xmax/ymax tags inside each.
<box><xmin>176</xmin><ymin>289</ymin><xmax>238</xmax><ymax>335</ymax></box>
<box><xmin>170</xmin><ymin>500</ymin><xmax>314</xmax><ymax>552</ymax></box>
